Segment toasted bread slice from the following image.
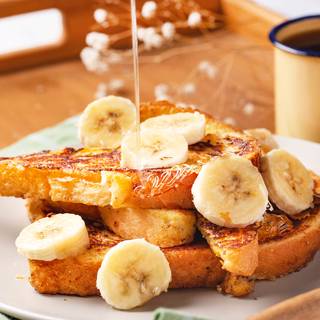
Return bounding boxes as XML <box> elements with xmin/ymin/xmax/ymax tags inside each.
<box><xmin>197</xmin><ymin>174</ymin><xmax>320</xmax><ymax>277</ymax></box>
<box><xmin>0</xmin><ymin>101</ymin><xmax>260</xmax><ymax>209</ymax></box>
<box><xmin>197</xmin><ymin>214</ymin><xmax>259</xmax><ymax>276</ymax></box>
<box><xmin>26</xmin><ymin>199</ymin><xmax>197</xmax><ymax>248</ymax></box>
<box><xmin>27</xmin><ymin>174</ymin><xmax>319</xmax><ymax>276</ymax></box>
<box><xmin>197</xmin><ymin>213</ymin><xmax>294</xmax><ymax>276</ymax></box>
<box><xmin>99</xmin><ymin>207</ymin><xmax>197</xmax><ymax>248</ymax></box>
<box><xmin>29</xmin><ymin>221</ymin><xmax>226</xmax><ymax>295</ymax></box>
<box><xmin>28</xmin><ymin>206</ymin><xmax>320</xmax><ymax>296</ymax></box>
<box><xmin>25</xmin><ymin>198</ymin><xmax>101</xmax><ymax>222</ymax></box>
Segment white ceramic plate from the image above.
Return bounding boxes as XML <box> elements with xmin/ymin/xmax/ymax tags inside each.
<box><xmin>0</xmin><ymin>136</ymin><xmax>319</xmax><ymax>320</ymax></box>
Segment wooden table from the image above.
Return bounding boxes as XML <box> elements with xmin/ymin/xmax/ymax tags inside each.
<box><xmin>0</xmin><ymin>0</ymin><xmax>283</xmax><ymax>149</ymax></box>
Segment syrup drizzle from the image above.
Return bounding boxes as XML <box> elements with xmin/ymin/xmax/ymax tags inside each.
<box><xmin>130</xmin><ymin>0</ymin><xmax>141</xmax><ymax>152</ymax></box>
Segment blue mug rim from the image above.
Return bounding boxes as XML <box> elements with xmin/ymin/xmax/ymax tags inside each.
<box><xmin>269</xmin><ymin>14</ymin><xmax>320</xmax><ymax>57</ymax></box>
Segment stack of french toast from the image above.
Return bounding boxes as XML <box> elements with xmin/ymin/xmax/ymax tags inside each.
<box><xmin>0</xmin><ymin>98</ymin><xmax>319</xmax><ymax>310</ymax></box>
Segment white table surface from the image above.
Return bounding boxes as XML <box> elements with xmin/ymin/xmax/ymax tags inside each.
<box><xmin>255</xmin><ymin>0</ymin><xmax>320</xmax><ymax>18</ymax></box>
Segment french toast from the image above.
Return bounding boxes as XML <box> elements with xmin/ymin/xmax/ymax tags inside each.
<box><xmin>27</xmin><ymin>205</ymin><xmax>320</xmax><ymax>296</ymax></box>
<box><xmin>25</xmin><ymin>173</ymin><xmax>320</xmax><ymax>277</ymax></box>
<box><xmin>25</xmin><ymin>198</ymin><xmax>197</xmax><ymax>248</ymax></box>
<box><xmin>29</xmin><ymin>221</ymin><xmax>226</xmax><ymax>296</ymax></box>
<box><xmin>0</xmin><ymin>101</ymin><xmax>260</xmax><ymax>210</ymax></box>
<box><xmin>26</xmin><ymin>173</ymin><xmax>320</xmax><ymax>296</ymax></box>
<box><xmin>3</xmin><ymin>99</ymin><xmax>320</xmax><ymax>303</ymax></box>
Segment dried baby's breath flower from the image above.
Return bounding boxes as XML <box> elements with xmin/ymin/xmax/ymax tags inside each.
<box><xmin>181</xmin><ymin>82</ymin><xmax>196</xmax><ymax>95</ymax></box>
<box><xmin>243</xmin><ymin>102</ymin><xmax>255</xmax><ymax>115</ymax></box>
<box><xmin>137</xmin><ymin>27</ymin><xmax>147</xmax><ymax>41</ymax></box>
<box><xmin>138</xmin><ymin>27</ymin><xmax>163</xmax><ymax>50</ymax></box>
<box><xmin>141</xmin><ymin>1</ymin><xmax>157</xmax><ymax>19</ymax></box>
<box><xmin>198</xmin><ymin>60</ymin><xmax>217</xmax><ymax>79</ymax></box>
<box><xmin>161</xmin><ymin>22</ymin><xmax>176</xmax><ymax>40</ymax></box>
<box><xmin>145</xmin><ymin>34</ymin><xmax>164</xmax><ymax>50</ymax></box>
<box><xmin>94</xmin><ymin>8</ymin><xmax>108</xmax><ymax>24</ymax></box>
<box><xmin>154</xmin><ymin>83</ymin><xmax>171</xmax><ymax>101</ymax></box>
<box><xmin>82</xmin><ymin>0</ymin><xmax>223</xmax><ymax>82</ymax></box>
<box><xmin>80</xmin><ymin>47</ymin><xmax>108</xmax><ymax>73</ymax></box>
<box><xmin>86</xmin><ymin>32</ymin><xmax>109</xmax><ymax>52</ymax></box>
<box><xmin>188</xmin><ymin>11</ymin><xmax>202</xmax><ymax>28</ymax></box>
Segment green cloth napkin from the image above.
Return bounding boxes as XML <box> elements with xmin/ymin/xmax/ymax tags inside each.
<box><xmin>0</xmin><ymin>115</ymin><xmax>80</xmax><ymax>157</ymax></box>
<box><xmin>0</xmin><ymin>117</ymin><xmax>213</xmax><ymax>320</ymax></box>
<box><xmin>153</xmin><ymin>308</ymin><xmax>212</xmax><ymax>320</ymax></box>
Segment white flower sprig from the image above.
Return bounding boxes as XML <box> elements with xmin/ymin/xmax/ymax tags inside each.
<box><xmin>84</xmin><ymin>1</ymin><xmax>221</xmax><ymax>57</ymax></box>
<box><xmin>198</xmin><ymin>60</ymin><xmax>217</xmax><ymax>79</ymax></box>
<box><xmin>80</xmin><ymin>47</ymin><xmax>108</xmax><ymax>73</ymax></box>
<box><xmin>141</xmin><ymin>1</ymin><xmax>157</xmax><ymax>19</ymax></box>
<box><xmin>138</xmin><ymin>27</ymin><xmax>164</xmax><ymax>50</ymax></box>
<box><xmin>94</xmin><ymin>8</ymin><xmax>108</xmax><ymax>24</ymax></box>
<box><xmin>86</xmin><ymin>32</ymin><xmax>109</xmax><ymax>51</ymax></box>
<box><xmin>82</xmin><ymin>1</ymin><xmax>223</xmax><ymax>98</ymax></box>
<box><xmin>188</xmin><ymin>11</ymin><xmax>202</xmax><ymax>28</ymax></box>
<box><xmin>154</xmin><ymin>83</ymin><xmax>171</xmax><ymax>101</ymax></box>
<box><xmin>161</xmin><ymin>22</ymin><xmax>176</xmax><ymax>40</ymax></box>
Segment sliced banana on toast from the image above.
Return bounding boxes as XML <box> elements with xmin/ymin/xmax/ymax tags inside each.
<box><xmin>245</xmin><ymin>128</ymin><xmax>278</xmax><ymax>153</ymax></box>
<box><xmin>192</xmin><ymin>155</ymin><xmax>268</xmax><ymax>227</ymax></box>
<box><xmin>261</xmin><ymin>149</ymin><xmax>313</xmax><ymax>215</ymax></box>
<box><xmin>15</xmin><ymin>214</ymin><xmax>89</xmax><ymax>261</ymax></box>
<box><xmin>100</xmin><ymin>207</ymin><xmax>196</xmax><ymax>247</ymax></box>
<box><xmin>141</xmin><ymin>112</ymin><xmax>206</xmax><ymax>144</ymax></box>
<box><xmin>121</xmin><ymin>128</ymin><xmax>188</xmax><ymax>169</ymax></box>
<box><xmin>79</xmin><ymin>95</ymin><xmax>136</xmax><ymax>149</ymax></box>
<box><xmin>96</xmin><ymin>239</ymin><xmax>172</xmax><ymax>310</ymax></box>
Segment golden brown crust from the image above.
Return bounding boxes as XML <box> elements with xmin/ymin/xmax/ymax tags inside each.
<box><xmin>197</xmin><ymin>213</ymin><xmax>259</xmax><ymax>276</ymax></box>
<box><xmin>29</xmin><ymin>221</ymin><xmax>225</xmax><ymax>295</ymax></box>
<box><xmin>99</xmin><ymin>206</ymin><xmax>196</xmax><ymax>248</ymax></box>
<box><xmin>0</xmin><ymin>101</ymin><xmax>260</xmax><ymax>209</ymax></box>
<box><xmin>28</xmin><ymin>207</ymin><xmax>320</xmax><ymax>296</ymax></box>
<box><xmin>218</xmin><ymin>273</ymin><xmax>255</xmax><ymax>297</ymax></box>
<box><xmin>254</xmin><ymin>208</ymin><xmax>320</xmax><ymax>280</ymax></box>
<box><xmin>26</xmin><ymin>198</ymin><xmax>101</xmax><ymax>222</ymax></box>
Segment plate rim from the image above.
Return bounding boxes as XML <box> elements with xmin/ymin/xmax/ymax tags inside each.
<box><xmin>0</xmin><ymin>303</ymin><xmax>64</xmax><ymax>320</ymax></box>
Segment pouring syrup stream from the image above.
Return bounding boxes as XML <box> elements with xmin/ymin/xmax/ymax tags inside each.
<box><xmin>130</xmin><ymin>0</ymin><xmax>141</xmax><ymax>154</ymax></box>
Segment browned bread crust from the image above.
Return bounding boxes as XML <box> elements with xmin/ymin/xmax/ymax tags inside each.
<box><xmin>29</xmin><ymin>222</ymin><xmax>225</xmax><ymax>295</ymax></box>
<box><xmin>28</xmin><ymin>207</ymin><xmax>320</xmax><ymax>296</ymax></box>
<box><xmin>197</xmin><ymin>213</ymin><xmax>295</xmax><ymax>277</ymax></box>
<box><xmin>26</xmin><ymin>198</ymin><xmax>101</xmax><ymax>222</ymax></box>
<box><xmin>255</xmin><ymin>207</ymin><xmax>320</xmax><ymax>280</ymax></box>
<box><xmin>0</xmin><ymin>101</ymin><xmax>260</xmax><ymax>209</ymax></box>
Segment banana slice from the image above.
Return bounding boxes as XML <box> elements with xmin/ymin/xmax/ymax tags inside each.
<box><xmin>96</xmin><ymin>239</ymin><xmax>172</xmax><ymax>310</ymax></box>
<box><xmin>15</xmin><ymin>214</ymin><xmax>89</xmax><ymax>261</ymax></box>
<box><xmin>141</xmin><ymin>112</ymin><xmax>206</xmax><ymax>145</ymax></box>
<box><xmin>192</xmin><ymin>155</ymin><xmax>268</xmax><ymax>228</ymax></box>
<box><xmin>244</xmin><ymin>128</ymin><xmax>278</xmax><ymax>153</ymax></box>
<box><xmin>79</xmin><ymin>95</ymin><xmax>136</xmax><ymax>149</ymax></box>
<box><xmin>99</xmin><ymin>207</ymin><xmax>196</xmax><ymax>247</ymax></box>
<box><xmin>120</xmin><ymin>128</ymin><xmax>188</xmax><ymax>169</ymax></box>
<box><xmin>261</xmin><ymin>149</ymin><xmax>313</xmax><ymax>215</ymax></box>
